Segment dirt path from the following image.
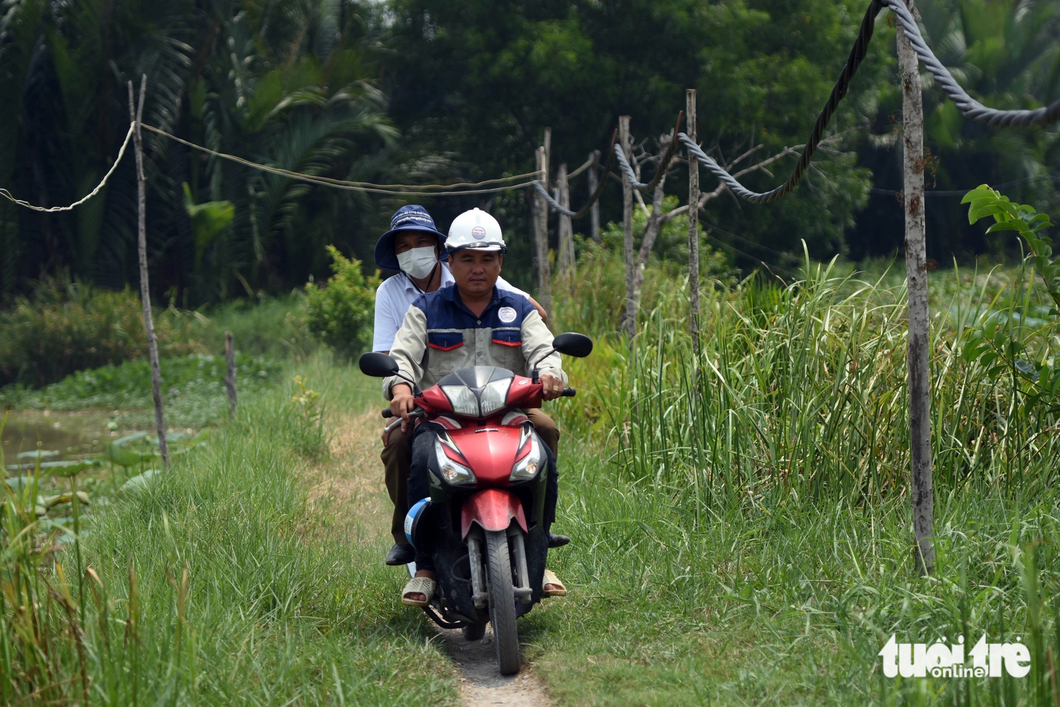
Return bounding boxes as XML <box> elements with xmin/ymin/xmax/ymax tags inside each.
<box><xmin>310</xmin><ymin>409</ymin><xmax>554</xmax><ymax>707</ymax></box>
<box><xmin>435</xmin><ymin>625</ymin><xmax>552</xmax><ymax>707</ymax></box>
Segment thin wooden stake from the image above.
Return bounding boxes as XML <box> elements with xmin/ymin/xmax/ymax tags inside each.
<box><xmin>619</xmin><ymin>116</ymin><xmax>635</xmax><ymax>340</ymax></box>
<box><xmin>224</xmin><ymin>331</ymin><xmax>237</xmax><ymax>417</ymax></box>
<box><xmin>898</xmin><ymin>0</ymin><xmax>934</xmax><ymax>576</ymax></box>
<box><xmin>686</xmin><ymin>89</ymin><xmax>701</xmax><ymax>353</ymax></box>
<box><xmin>534</xmin><ymin>129</ymin><xmax>553</xmax><ymax>320</ymax></box>
<box><xmin>128</xmin><ymin>75</ymin><xmax>169</xmax><ymax>469</ymax></box>
<box><xmin>557</xmin><ymin>163</ymin><xmax>575</xmax><ymax>280</ymax></box>
<box><xmin>588</xmin><ymin>150</ymin><xmax>601</xmax><ymax>243</ymax></box>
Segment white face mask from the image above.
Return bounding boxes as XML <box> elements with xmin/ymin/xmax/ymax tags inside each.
<box><xmin>397</xmin><ymin>246</ymin><xmax>439</xmax><ymax>280</ymax></box>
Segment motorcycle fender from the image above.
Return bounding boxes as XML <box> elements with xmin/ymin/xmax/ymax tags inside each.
<box><xmin>461</xmin><ymin>488</ymin><xmax>527</xmax><ymax>540</ymax></box>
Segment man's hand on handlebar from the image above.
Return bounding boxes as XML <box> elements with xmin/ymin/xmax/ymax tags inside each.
<box><xmin>390</xmin><ymin>383</ymin><xmax>416</xmax><ymax>433</ymax></box>
<box><xmin>540</xmin><ymin>373</ymin><xmax>564</xmax><ymax>401</ymax></box>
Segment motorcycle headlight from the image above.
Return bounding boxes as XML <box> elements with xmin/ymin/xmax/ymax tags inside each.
<box><xmin>510</xmin><ymin>434</ymin><xmax>543</xmax><ymax>482</ymax></box>
<box><xmin>479</xmin><ymin>378</ymin><xmax>512</xmax><ymax>417</ymax></box>
<box><xmin>434</xmin><ymin>436</ymin><xmax>476</xmax><ymax>486</ymax></box>
<box><xmin>441</xmin><ymin>385</ymin><xmax>480</xmax><ymax>417</ymax></box>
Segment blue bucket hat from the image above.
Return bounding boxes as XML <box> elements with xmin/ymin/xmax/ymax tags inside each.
<box><xmin>374</xmin><ymin>205</ymin><xmax>448</xmax><ymax>271</ymax></box>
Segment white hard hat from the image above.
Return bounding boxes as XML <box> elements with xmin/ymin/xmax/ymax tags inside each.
<box><xmin>445</xmin><ymin>208</ymin><xmax>507</xmax><ymax>254</ymax></box>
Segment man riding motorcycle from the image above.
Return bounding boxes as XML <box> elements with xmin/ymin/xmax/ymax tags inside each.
<box><xmin>372</xmin><ymin>205</ymin><xmax>563</xmax><ymax>567</ymax></box>
<box><xmin>381</xmin><ymin>208</ymin><xmax>568</xmax><ymax>604</ymax></box>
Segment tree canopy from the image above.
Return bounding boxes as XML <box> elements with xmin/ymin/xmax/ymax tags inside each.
<box><xmin>0</xmin><ymin>0</ymin><xmax>1056</xmax><ymax>302</ymax></box>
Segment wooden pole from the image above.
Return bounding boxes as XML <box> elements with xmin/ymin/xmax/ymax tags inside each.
<box><xmin>619</xmin><ymin>116</ymin><xmax>635</xmax><ymax>340</ymax></box>
<box><xmin>225</xmin><ymin>331</ymin><xmax>237</xmax><ymax>417</ymax></box>
<box><xmin>686</xmin><ymin>89</ymin><xmax>701</xmax><ymax>353</ymax></box>
<box><xmin>557</xmin><ymin>163</ymin><xmax>575</xmax><ymax>280</ymax></box>
<box><xmin>588</xmin><ymin>150</ymin><xmax>601</xmax><ymax>243</ymax></box>
<box><xmin>128</xmin><ymin>75</ymin><xmax>170</xmax><ymax>469</ymax></box>
<box><xmin>898</xmin><ymin>1</ymin><xmax>934</xmax><ymax>576</ymax></box>
<box><xmin>534</xmin><ymin>135</ymin><xmax>553</xmax><ymax>320</ymax></box>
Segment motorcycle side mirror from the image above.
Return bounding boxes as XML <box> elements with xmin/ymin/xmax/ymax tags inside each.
<box><xmin>359</xmin><ymin>352</ymin><xmax>400</xmax><ymax>378</ymax></box>
<box><xmin>552</xmin><ymin>333</ymin><xmax>593</xmax><ymax>358</ymax></box>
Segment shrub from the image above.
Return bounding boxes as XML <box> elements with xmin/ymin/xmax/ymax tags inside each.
<box><xmin>303</xmin><ymin>246</ymin><xmax>380</xmax><ymax>362</ymax></box>
<box><xmin>203</xmin><ymin>293</ymin><xmax>318</xmax><ymax>360</ymax></box>
<box><xmin>0</xmin><ymin>278</ymin><xmax>204</xmax><ymax>387</ymax></box>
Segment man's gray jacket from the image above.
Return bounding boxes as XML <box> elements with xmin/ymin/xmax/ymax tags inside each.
<box><xmin>382</xmin><ymin>284</ymin><xmax>566</xmax><ymax>399</ymax></box>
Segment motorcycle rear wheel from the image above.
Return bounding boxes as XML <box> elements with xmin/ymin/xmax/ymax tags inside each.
<box><xmin>485</xmin><ymin>529</ymin><xmax>521</xmax><ymax>675</ymax></box>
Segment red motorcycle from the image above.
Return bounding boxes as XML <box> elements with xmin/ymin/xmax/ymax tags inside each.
<box><xmin>359</xmin><ymin>333</ymin><xmax>592</xmax><ymax>675</ymax></box>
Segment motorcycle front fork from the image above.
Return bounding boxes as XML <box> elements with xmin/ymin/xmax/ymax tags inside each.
<box><xmin>467</xmin><ymin>527</ymin><xmax>533</xmax><ymax>608</ymax></box>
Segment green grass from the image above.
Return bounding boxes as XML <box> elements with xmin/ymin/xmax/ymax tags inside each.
<box><xmin>522</xmin><ymin>254</ymin><xmax>1060</xmax><ymax>704</ymax></box>
<box><xmin>2</xmin><ymin>354</ymin><xmax>285</xmax><ymax>429</ymax></box>
<box><xmin>202</xmin><ymin>293</ymin><xmax>319</xmax><ymax>361</ymax></box>
<box><xmin>5</xmin><ymin>252</ymin><xmax>1060</xmax><ymax>704</ymax></box>
<box><xmin>522</xmin><ymin>437</ymin><xmax>1060</xmax><ymax>705</ymax></box>
<box><xmin>1</xmin><ymin>357</ymin><xmax>460</xmax><ymax>705</ymax></box>
<box><xmin>0</xmin><ymin>290</ymin><xmax>318</xmax><ymax>428</ymax></box>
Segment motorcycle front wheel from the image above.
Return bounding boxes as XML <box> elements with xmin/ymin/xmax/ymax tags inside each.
<box><xmin>485</xmin><ymin>529</ymin><xmax>521</xmax><ymax>675</ymax></box>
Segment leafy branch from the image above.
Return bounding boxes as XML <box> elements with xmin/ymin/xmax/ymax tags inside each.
<box><xmin>963</xmin><ymin>184</ymin><xmax>1060</xmax><ymax>314</ymax></box>
<box><xmin>961</xmin><ymin>185</ymin><xmax>1060</xmax><ymax>412</ymax></box>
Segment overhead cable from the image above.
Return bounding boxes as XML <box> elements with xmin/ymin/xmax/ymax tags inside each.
<box><xmin>534</xmin><ymin>131</ymin><xmax>618</xmax><ymax>219</ymax></box>
<box><xmin>0</xmin><ymin>125</ymin><xmax>134</xmax><ymax>212</ymax></box>
<box><xmin>143</xmin><ymin>125</ymin><xmax>539</xmax><ymax>196</ymax></box>
<box><xmin>613</xmin><ymin>112</ymin><xmax>684</xmax><ymax>193</ymax></box>
<box><xmin>676</xmin><ymin>0</ymin><xmax>1060</xmax><ymax>205</ymax></box>
<box><xmin>884</xmin><ymin>0</ymin><xmax>1060</xmax><ymax>127</ymax></box>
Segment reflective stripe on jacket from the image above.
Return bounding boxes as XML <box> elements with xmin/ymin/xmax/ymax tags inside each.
<box><xmin>383</xmin><ymin>285</ymin><xmax>566</xmax><ymax>399</ymax></box>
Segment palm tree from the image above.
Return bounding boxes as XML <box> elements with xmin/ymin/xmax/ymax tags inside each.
<box><xmin>0</xmin><ymin>0</ymin><xmax>395</xmax><ymax>303</ymax></box>
<box><xmin>911</xmin><ymin>0</ymin><xmax>1059</xmax><ymax>255</ymax></box>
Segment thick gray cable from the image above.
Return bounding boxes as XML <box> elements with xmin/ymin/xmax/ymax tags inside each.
<box><xmin>613</xmin><ymin>144</ymin><xmax>650</xmax><ymax>191</ymax></box>
<box><xmin>613</xmin><ymin>126</ymin><xmax>682</xmax><ymax>194</ymax></box>
<box><xmin>680</xmin><ymin>0</ymin><xmax>1060</xmax><ymax>204</ymax></box>
<box><xmin>533</xmin><ymin>181</ymin><xmax>578</xmax><ymax>217</ymax></box>
<box><xmin>885</xmin><ymin>0</ymin><xmax>1060</xmax><ymax>127</ymax></box>
<box><xmin>534</xmin><ymin>139</ymin><xmax>617</xmax><ymax>219</ymax></box>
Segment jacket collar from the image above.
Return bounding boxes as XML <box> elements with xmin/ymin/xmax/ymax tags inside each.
<box><xmin>440</xmin><ymin>280</ymin><xmax>503</xmax><ymax>318</ymax></box>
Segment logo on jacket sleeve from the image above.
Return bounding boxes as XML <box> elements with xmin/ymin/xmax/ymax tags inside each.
<box><xmin>498</xmin><ymin>306</ymin><xmax>517</xmax><ymax>323</ymax></box>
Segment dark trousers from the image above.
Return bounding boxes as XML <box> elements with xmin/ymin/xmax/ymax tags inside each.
<box><xmin>382</xmin><ymin>409</ymin><xmax>559</xmax><ymax>546</ymax></box>
<box><xmin>407</xmin><ymin>422</ymin><xmax>559</xmax><ymax>572</ymax></box>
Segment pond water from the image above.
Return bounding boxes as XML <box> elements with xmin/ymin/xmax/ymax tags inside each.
<box><xmin>1</xmin><ymin>410</ymin><xmax>116</xmax><ymax>461</ymax></box>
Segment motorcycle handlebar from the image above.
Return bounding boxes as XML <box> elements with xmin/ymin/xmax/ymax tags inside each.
<box><xmin>383</xmin><ymin>387</ymin><xmax>576</xmax><ymax>418</ymax></box>
<box><xmin>382</xmin><ymin>408</ymin><xmax>427</xmax><ymax>419</ymax></box>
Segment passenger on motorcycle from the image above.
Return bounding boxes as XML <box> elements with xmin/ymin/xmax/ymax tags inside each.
<box><xmin>371</xmin><ymin>205</ymin><xmax>558</xmax><ymax>567</ymax></box>
<box><xmin>382</xmin><ymin>208</ymin><xmax>568</xmax><ymax>604</ymax></box>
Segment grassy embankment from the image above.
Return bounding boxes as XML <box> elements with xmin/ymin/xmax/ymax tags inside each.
<box><xmin>5</xmin><ymin>250</ymin><xmax>1060</xmax><ymax>705</ymax></box>
<box><xmin>2</xmin><ymin>301</ymin><xmax>462</xmax><ymax>703</ymax></box>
